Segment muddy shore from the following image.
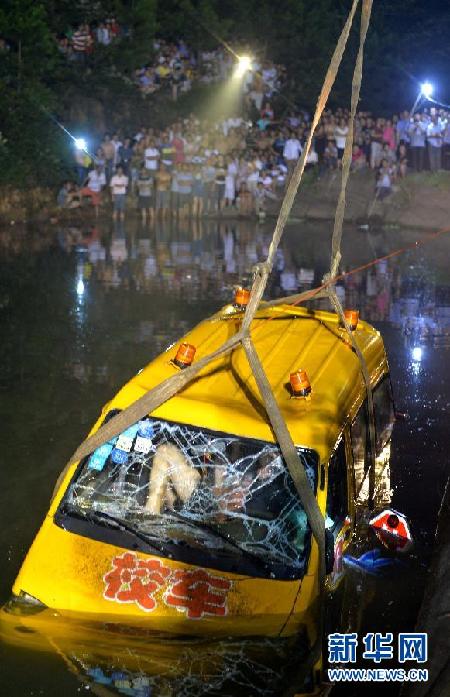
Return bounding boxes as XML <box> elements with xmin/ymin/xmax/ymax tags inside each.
<box><xmin>1</xmin><ymin>169</ymin><xmax>449</xmax><ymax>230</ymax></box>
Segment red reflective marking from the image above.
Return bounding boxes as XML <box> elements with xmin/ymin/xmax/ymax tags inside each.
<box><xmin>103</xmin><ymin>552</ymin><xmax>171</xmax><ymax>612</ymax></box>
<box><xmin>103</xmin><ymin>554</ymin><xmax>232</xmax><ymax>618</ymax></box>
<box><xmin>165</xmin><ymin>569</ymin><xmax>232</xmax><ymax>619</ymax></box>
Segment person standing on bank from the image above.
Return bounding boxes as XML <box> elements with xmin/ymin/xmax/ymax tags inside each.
<box><xmin>80</xmin><ymin>165</ymin><xmax>106</xmax><ymax>217</ymax></box>
<box><xmin>334</xmin><ymin>117</ymin><xmax>349</xmax><ymax>165</ymax></box>
<box><xmin>283</xmin><ymin>130</ymin><xmax>302</xmax><ymax>180</ymax></box>
<box><xmin>427</xmin><ymin>114</ymin><xmax>445</xmax><ymax>171</ymax></box>
<box><xmin>136</xmin><ymin>167</ymin><xmax>154</xmax><ymax>224</ymax></box>
<box><xmin>408</xmin><ymin>114</ymin><xmax>427</xmax><ymax>172</ymax></box>
<box><xmin>101</xmin><ymin>133</ymin><xmax>115</xmax><ymax>182</ymax></box>
<box><xmin>110</xmin><ymin>165</ymin><xmax>129</xmax><ymax>221</ymax></box>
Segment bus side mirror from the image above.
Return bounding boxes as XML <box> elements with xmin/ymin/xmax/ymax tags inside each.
<box><xmin>369</xmin><ymin>508</ymin><xmax>413</xmax><ymax>553</ymax></box>
<box><xmin>325</xmin><ymin>529</ymin><xmax>335</xmax><ymax>574</ymax></box>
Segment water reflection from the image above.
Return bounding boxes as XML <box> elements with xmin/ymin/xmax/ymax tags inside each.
<box><xmin>50</xmin><ymin>221</ymin><xmax>450</xmax><ymax>343</ymax></box>
<box><xmin>3</xmin><ymin>222</ymin><xmax>450</xmax><ymax>341</ymax></box>
<box><xmin>1</xmin><ymin>610</ymin><xmax>309</xmax><ymax>697</ymax></box>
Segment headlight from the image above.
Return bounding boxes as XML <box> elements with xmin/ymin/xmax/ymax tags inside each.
<box><xmin>4</xmin><ymin>591</ymin><xmax>48</xmax><ymax>616</ymax></box>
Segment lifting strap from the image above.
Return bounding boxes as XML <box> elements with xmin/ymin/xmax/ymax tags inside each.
<box><xmin>325</xmin><ymin>0</ymin><xmax>376</xmax><ymax>509</ymax></box>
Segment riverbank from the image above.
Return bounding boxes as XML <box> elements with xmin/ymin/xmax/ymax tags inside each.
<box><xmin>277</xmin><ymin>168</ymin><xmax>450</xmax><ymax>230</ymax></box>
<box><xmin>1</xmin><ymin>169</ymin><xmax>450</xmax><ymax>230</ymax></box>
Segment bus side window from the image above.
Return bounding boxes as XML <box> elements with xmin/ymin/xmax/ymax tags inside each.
<box><xmin>351</xmin><ymin>402</ymin><xmax>368</xmax><ymax>495</ymax></box>
<box><xmin>372</xmin><ymin>377</ymin><xmax>395</xmax><ymax>456</ymax></box>
<box><xmin>326</xmin><ymin>438</ymin><xmax>348</xmax><ymax>537</ymax></box>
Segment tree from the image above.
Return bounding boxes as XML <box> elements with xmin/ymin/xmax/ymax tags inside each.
<box><xmin>0</xmin><ymin>1</ymin><xmax>67</xmax><ymax>186</ymax></box>
<box><xmin>112</xmin><ymin>0</ymin><xmax>157</xmax><ymax>71</ymax></box>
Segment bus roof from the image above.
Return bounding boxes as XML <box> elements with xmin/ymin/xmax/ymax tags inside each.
<box><xmin>110</xmin><ymin>304</ymin><xmax>388</xmax><ymax>465</ymax></box>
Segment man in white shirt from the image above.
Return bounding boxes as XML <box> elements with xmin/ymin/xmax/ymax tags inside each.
<box><xmin>408</xmin><ymin>114</ymin><xmax>427</xmax><ymax>171</ymax></box>
<box><xmin>283</xmin><ymin>131</ymin><xmax>303</xmax><ymax>177</ymax></box>
<box><xmin>111</xmin><ymin>133</ymin><xmax>123</xmax><ymax>168</ymax></box>
<box><xmin>96</xmin><ymin>22</ymin><xmax>110</xmax><ymax>45</ymax></box>
<box><xmin>80</xmin><ymin>166</ymin><xmax>106</xmax><ymax>217</ymax></box>
<box><xmin>262</xmin><ymin>63</ymin><xmax>277</xmax><ymax>91</ymax></box>
<box><xmin>427</xmin><ymin>115</ymin><xmax>445</xmax><ymax>171</ymax></box>
<box><xmin>287</xmin><ymin>114</ymin><xmax>300</xmax><ymax>128</ymax></box>
<box><xmin>134</xmin><ymin>127</ymin><xmax>147</xmax><ymax>143</ymax></box>
<box><xmin>334</xmin><ymin>118</ymin><xmax>349</xmax><ymax>161</ymax></box>
<box><xmin>144</xmin><ymin>139</ymin><xmax>160</xmax><ymax>174</ymax></box>
<box><xmin>444</xmin><ymin>117</ymin><xmax>450</xmax><ymax>171</ymax></box>
<box><xmin>110</xmin><ymin>165</ymin><xmax>129</xmax><ymax>220</ymax></box>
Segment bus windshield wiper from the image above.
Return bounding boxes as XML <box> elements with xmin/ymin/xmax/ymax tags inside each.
<box><xmin>165</xmin><ymin>510</ymin><xmax>270</xmax><ymax>571</ymax></box>
<box><xmin>65</xmin><ymin>505</ymin><xmax>166</xmax><ymax>555</ymax></box>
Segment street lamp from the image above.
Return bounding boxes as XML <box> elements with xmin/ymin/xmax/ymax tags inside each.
<box><xmin>74</xmin><ymin>137</ymin><xmax>87</xmax><ymax>151</ymax></box>
<box><xmin>235</xmin><ymin>55</ymin><xmax>252</xmax><ymax>77</ymax></box>
<box><xmin>410</xmin><ymin>81</ymin><xmax>434</xmax><ymax>117</ymax></box>
<box><xmin>420</xmin><ymin>82</ymin><xmax>433</xmax><ymax>99</ymax></box>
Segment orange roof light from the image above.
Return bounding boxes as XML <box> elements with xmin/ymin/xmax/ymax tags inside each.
<box><xmin>344</xmin><ymin>309</ymin><xmax>359</xmax><ymax>331</ymax></box>
<box><xmin>234</xmin><ymin>287</ymin><xmax>251</xmax><ymax>309</ymax></box>
<box><xmin>290</xmin><ymin>369</ymin><xmax>311</xmax><ymax>397</ymax></box>
<box><xmin>173</xmin><ymin>343</ymin><xmax>196</xmax><ymax>369</ymax></box>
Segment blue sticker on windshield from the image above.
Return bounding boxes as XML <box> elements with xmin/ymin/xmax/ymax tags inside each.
<box><xmin>88</xmin><ymin>442</ymin><xmax>115</xmax><ymax>471</ymax></box>
<box><xmin>111</xmin><ymin>448</ymin><xmax>129</xmax><ymax>465</ymax></box>
<box><xmin>121</xmin><ymin>423</ymin><xmax>140</xmax><ymax>440</ymax></box>
<box><xmin>138</xmin><ymin>420</ymin><xmax>154</xmax><ymax>438</ymax></box>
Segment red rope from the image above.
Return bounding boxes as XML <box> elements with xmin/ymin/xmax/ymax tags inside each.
<box><xmin>286</xmin><ymin>224</ymin><xmax>450</xmax><ymax>309</ymax></box>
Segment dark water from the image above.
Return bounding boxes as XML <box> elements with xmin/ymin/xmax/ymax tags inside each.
<box><xmin>0</xmin><ymin>219</ymin><xmax>448</xmax><ymax>696</ymax></box>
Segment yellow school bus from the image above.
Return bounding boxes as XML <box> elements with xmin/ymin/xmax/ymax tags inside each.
<box><xmin>2</xmin><ymin>301</ymin><xmax>398</xmax><ymax>694</ymax></box>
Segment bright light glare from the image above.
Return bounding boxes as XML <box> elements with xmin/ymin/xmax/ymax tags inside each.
<box><xmin>412</xmin><ymin>346</ymin><xmax>422</xmax><ymax>362</ymax></box>
<box><xmin>420</xmin><ymin>82</ymin><xmax>433</xmax><ymax>99</ymax></box>
<box><xmin>76</xmin><ymin>278</ymin><xmax>85</xmax><ymax>296</ymax></box>
<box><xmin>74</xmin><ymin>138</ymin><xmax>87</xmax><ymax>151</ymax></box>
<box><xmin>236</xmin><ymin>55</ymin><xmax>252</xmax><ymax>77</ymax></box>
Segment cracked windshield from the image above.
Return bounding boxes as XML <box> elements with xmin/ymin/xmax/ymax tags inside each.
<box><xmin>63</xmin><ymin>416</ymin><xmax>317</xmax><ymax>578</ymax></box>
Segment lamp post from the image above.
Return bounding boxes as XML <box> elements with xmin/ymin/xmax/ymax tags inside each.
<box><xmin>410</xmin><ymin>82</ymin><xmax>434</xmax><ymax>117</ymax></box>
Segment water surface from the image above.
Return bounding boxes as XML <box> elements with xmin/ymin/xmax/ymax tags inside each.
<box><xmin>0</xmin><ymin>219</ymin><xmax>448</xmax><ymax>696</ymax></box>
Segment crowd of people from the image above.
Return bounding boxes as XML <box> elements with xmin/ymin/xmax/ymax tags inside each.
<box><xmin>57</xmin><ymin>18</ymin><xmax>123</xmax><ymax>61</ymax></box>
<box><xmin>56</xmin><ymin>27</ymin><xmax>286</xmax><ymax>104</ymax></box>
<box><xmin>60</xmin><ymin>97</ymin><xmax>450</xmax><ymax>222</ymax></box>
<box><xmin>62</xmin><ymin>111</ymin><xmax>284</xmax><ymax>221</ymax></box>
<box><xmin>134</xmin><ymin>40</ymin><xmax>234</xmax><ymax>100</ymax></box>
<box><xmin>347</xmin><ymin>108</ymin><xmax>450</xmax><ymax>199</ymax></box>
<box><xmin>310</xmin><ymin>107</ymin><xmax>450</xmax><ymax>197</ymax></box>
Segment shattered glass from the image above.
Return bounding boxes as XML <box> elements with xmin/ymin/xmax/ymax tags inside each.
<box><xmin>65</xmin><ymin>633</ymin><xmax>310</xmax><ymax>697</ymax></box>
<box><xmin>63</xmin><ymin>415</ymin><xmax>318</xmax><ymax>579</ymax></box>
